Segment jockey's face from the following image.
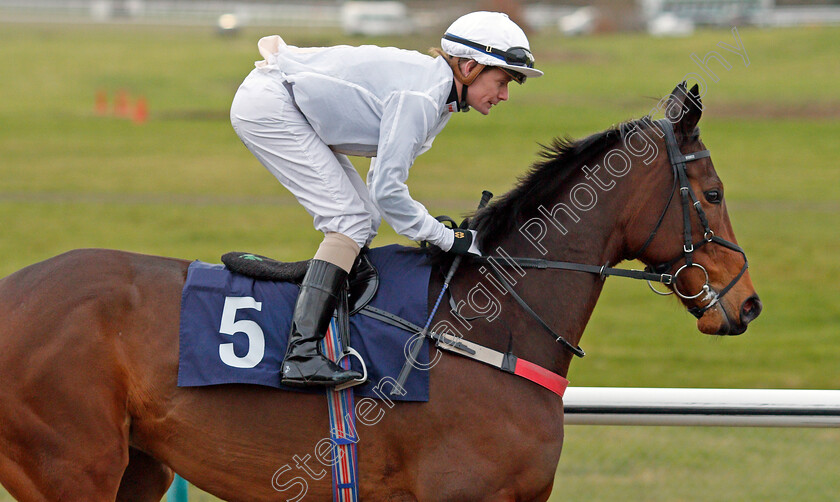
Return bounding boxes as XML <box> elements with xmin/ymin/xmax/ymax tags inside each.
<box><xmin>465</xmin><ymin>66</ymin><xmax>511</xmax><ymax>115</ymax></box>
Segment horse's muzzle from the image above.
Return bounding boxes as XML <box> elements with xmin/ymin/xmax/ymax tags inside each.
<box><xmin>714</xmin><ymin>294</ymin><xmax>762</xmax><ymax>336</ymax></box>
<box><xmin>740</xmin><ymin>294</ymin><xmax>763</xmax><ymax>326</ymax></box>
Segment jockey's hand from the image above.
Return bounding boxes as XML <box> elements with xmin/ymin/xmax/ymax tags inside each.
<box><xmin>449</xmin><ymin>229</ymin><xmax>482</xmax><ymax>257</ymax></box>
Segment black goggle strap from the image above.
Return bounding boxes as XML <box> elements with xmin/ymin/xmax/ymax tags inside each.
<box><xmin>443</xmin><ymin>33</ymin><xmax>534</xmax><ymax>68</ymax></box>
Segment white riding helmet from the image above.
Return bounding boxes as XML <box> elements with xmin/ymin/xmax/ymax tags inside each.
<box><xmin>441</xmin><ymin>11</ymin><xmax>543</xmax><ymax>84</ymax></box>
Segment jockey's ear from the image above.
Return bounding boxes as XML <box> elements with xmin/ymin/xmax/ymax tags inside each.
<box><xmin>456</xmin><ymin>59</ymin><xmax>485</xmax><ymax>86</ymax></box>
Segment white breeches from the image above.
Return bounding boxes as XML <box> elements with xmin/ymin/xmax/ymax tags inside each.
<box><xmin>230</xmin><ymin>68</ymin><xmax>380</xmax><ymax>249</ymax></box>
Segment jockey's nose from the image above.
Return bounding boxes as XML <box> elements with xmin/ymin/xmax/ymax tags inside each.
<box><xmin>499</xmin><ymin>84</ymin><xmax>509</xmax><ymax>102</ymax></box>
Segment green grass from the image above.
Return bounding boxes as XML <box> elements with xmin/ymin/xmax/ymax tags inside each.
<box><xmin>0</xmin><ymin>21</ymin><xmax>839</xmax><ymax>501</ymax></box>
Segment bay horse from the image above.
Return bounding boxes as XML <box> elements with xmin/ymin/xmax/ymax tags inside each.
<box><xmin>0</xmin><ymin>83</ymin><xmax>761</xmax><ymax>501</ymax></box>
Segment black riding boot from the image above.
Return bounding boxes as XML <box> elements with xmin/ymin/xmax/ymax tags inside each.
<box><xmin>281</xmin><ymin>259</ymin><xmax>363</xmax><ymax>387</ymax></box>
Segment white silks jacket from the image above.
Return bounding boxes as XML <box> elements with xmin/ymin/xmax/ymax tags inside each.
<box><xmin>256</xmin><ymin>36</ymin><xmax>459</xmax><ymax>251</ymax></box>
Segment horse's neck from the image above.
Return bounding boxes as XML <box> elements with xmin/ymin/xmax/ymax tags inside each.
<box><xmin>486</xmin><ymin>179</ymin><xmax>631</xmax><ymax>376</ymax></box>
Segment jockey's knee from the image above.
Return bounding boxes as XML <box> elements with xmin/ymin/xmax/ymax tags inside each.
<box><xmin>340</xmin><ymin>216</ymin><xmax>374</xmax><ymax>250</ymax></box>
<box><xmin>315</xmin><ymin>232</ymin><xmax>361</xmax><ymax>273</ymax></box>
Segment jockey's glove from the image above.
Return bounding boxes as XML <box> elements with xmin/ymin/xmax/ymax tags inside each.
<box><xmin>449</xmin><ymin>229</ymin><xmax>482</xmax><ymax>257</ymax></box>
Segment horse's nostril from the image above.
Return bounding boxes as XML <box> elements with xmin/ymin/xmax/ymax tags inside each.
<box><xmin>741</xmin><ymin>295</ymin><xmax>763</xmax><ymax>324</ymax></box>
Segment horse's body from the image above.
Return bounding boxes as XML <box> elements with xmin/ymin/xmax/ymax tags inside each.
<box><xmin>0</xmin><ymin>84</ymin><xmax>761</xmax><ymax>501</ymax></box>
<box><xmin>0</xmin><ymin>249</ymin><xmax>563</xmax><ymax>501</ymax></box>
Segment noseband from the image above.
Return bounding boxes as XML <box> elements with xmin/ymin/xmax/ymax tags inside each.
<box><xmin>630</xmin><ymin>119</ymin><xmax>749</xmax><ymax>319</ymax></box>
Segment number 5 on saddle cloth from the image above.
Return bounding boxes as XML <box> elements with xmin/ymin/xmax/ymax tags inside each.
<box><xmin>179</xmin><ymin>245</ymin><xmax>433</xmax><ymax>400</ymax></box>
<box><xmin>221</xmin><ymin>249</ymin><xmax>380</xmax><ymax>391</ymax></box>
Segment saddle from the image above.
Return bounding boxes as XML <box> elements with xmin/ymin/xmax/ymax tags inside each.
<box><xmin>221</xmin><ymin>249</ymin><xmax>380</xmax><ymax>316</ymax></box>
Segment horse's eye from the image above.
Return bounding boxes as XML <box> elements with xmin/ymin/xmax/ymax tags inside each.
<box><xmin>704</xmin><ymin>189</ymin><xmax>722</xmax><ymax>204</ymax></box>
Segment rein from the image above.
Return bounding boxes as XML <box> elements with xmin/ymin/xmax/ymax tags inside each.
<box><xmin>463</xmin><ymin>118</ymin><xmax>749</xmax><ymax>358</ymax></box>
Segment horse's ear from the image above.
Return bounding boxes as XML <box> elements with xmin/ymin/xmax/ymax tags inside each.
<box><xmin>678</xmin><ymin>83</ymin><xmax>703</xmax><ymax>140</ymax></box>
<box><xmin>666</xmin><ymin>81</ymin><xmax>703</xmax><ymax>142</ymax></box>
<box><xmin>688</xmin><ymin>83</ymin><xmax>702</xmax><ymax>107</ymax></box>
<box><xmin>664</xmin><ymin>81</ymin><xmax>688</xmax><ymax>121</ymax></box>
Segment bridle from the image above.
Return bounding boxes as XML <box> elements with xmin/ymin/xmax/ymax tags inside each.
<box><xmin>468</xmin><ymin>118</ymin><xmax>749</xmax><ymax>358</ymax></box>
<box><xmin>630</xmin><ymin>119</ymin><xmax>749</xmax><ymax>319</ymax></box>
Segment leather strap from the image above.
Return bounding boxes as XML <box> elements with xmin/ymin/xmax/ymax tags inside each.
<box><xmin>358</xmin><ymin>306</ymin><xmax>569</xmax><ymax>397</ymax></box>
<box><xmin>432</xmin><ymin>48</ymin><xmax>485</xmax><ymax>86</ymax></box>
<box><xmin>483</xmin><ymin>262</ymin><xmax>586</xmax><ymax>358</ymax></box>
<box><xmin>474</xmin><ymin>256</ymin><xmax>673</xmax><ymax>285</ymax></box>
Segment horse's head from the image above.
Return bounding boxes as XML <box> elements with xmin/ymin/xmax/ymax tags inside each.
<box><xmin>625</xmin><ymin>82</ymin><xmax>761</xmax><ymax>336</ymax></box>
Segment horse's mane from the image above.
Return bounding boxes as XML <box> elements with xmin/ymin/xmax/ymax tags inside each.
<box><xmin>472</xmin><ymin>117</ymin><xmax>650</xmax><ymax>251</ymax></box>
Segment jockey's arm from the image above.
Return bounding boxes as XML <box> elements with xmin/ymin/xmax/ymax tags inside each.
<box><xmin>367</xmin><ymin>91</ymin><xmax>455</xmax><ymax>251</ymax></box>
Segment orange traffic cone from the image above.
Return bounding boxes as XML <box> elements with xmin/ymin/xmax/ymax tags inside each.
<box><xmin>114</xmin><ymin>89</ymin><xmax>130</xmax><ymax>117</ymax></box>
<box><xmin>132</xmin><ymin>95</ymin><xmax>148</xmax><ymax>124</ymax></box>
<box><xmin>95</xmin><ymin>89</ymin><xmax>109</xmax><ymax>116</ymax></box>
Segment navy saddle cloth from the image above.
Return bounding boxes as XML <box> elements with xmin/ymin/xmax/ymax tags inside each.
<box><xmin>177</xmin><ymin>244</ymin><xmax>432</xmax><ymax>401</ymax></box>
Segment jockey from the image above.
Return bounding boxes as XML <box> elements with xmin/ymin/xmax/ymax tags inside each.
<box><xmin>230</xmin><ymin>11</ymin><xmax>543</xmax><ymax>387</ymax></box>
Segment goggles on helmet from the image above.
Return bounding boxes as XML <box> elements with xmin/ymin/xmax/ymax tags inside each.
<box><xmin>443</xmin><ymin>33</ymin><xmax>535</xmax><ymax>69</ymax></box>
<box><xmin>500</xmin><ymin>68</ymin><xmax>527</xmax><ymax>85</ymax></box>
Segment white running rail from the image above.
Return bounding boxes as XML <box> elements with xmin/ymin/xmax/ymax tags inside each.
<box><xmin>563</xmin><ymin>387</ymin><xmax>840</xmax><ymax>428</ymax></box>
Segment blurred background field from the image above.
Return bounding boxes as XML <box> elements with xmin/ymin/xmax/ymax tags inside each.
<box><xmin>1</xmin><ymin>1</ymin><xmax>839</xmax><ymax>500</ymax></box>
